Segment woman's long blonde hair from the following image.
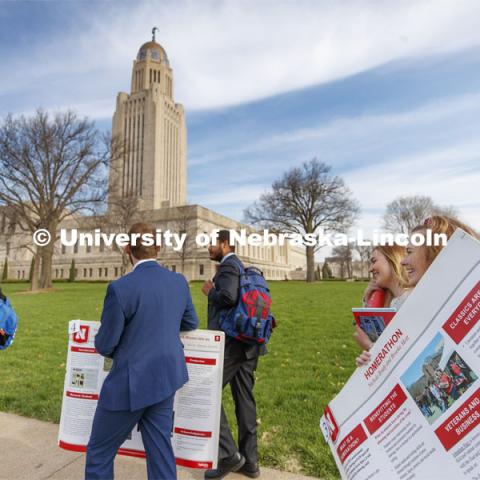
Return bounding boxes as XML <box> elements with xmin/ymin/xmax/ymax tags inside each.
<box><xmin>373</xmin><ymin>244</ymin><xmax>408</xmax><ymax>306</ymax></box>
<box><xmin>412</xmin><ymin>215</ymin><xmax>479</xmax><ymax>265</ymax></box>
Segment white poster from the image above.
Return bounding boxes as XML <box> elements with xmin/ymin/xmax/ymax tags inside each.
<box><xmin>58</xmin><ymin>323</ymin><xmax>224</xmax><ymax>470</ymax></box>
<box><xmin>320</xmin><ymin>230</ymin><xmax>480</xmax><ymax>480</ymax></box>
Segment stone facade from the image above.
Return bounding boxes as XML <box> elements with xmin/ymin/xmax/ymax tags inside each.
<box><xmin>0</xmin><ymin>205</ymin><xmax>306</xmax><ymax>282</ymax></box>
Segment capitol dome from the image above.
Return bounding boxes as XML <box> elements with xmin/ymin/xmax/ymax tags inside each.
<box><xmin>137</xmin><ymin>41</ymin><xmax>169</xmax><ymax>65</ymax></box>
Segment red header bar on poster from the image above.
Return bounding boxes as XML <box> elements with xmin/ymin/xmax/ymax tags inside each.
<box><xmin>176</xmin><ymin>458</ymin><xmax>213</xmax><ymax>469</ymax></box>
<box><xmin>337</xmin><ymin>424</ymin><xmax>368</xmax><ymax>464</ymax></box>
<box><xmin>71</xmin><ymin>346</ymin><xmax>97</xmax><ymax>354</ymax></box>
<box><xmin>174</xmin><ymin>427</ymin><xmax>212</xmax><ymax>438</ymax></box>
<box><xmin>66</xmin><ymin>391</ymin><xmax>99</xmax><ymax>400</ymax></box>
<box><xmin>443</xmin><ymin>281</ymin><xmax>480</xmax><ymax>344</ymax></box>
<box><xmin>364</xmin><ymin>384</ymin><xmax>407</xmax><ymax>434</ymax></box>
<box><xmin>185</xmin><ymin>357</ymin><xmax>216</xmax><ymax>365</ymax></box>
<box><xmin>435</xmin><ymin>388</ymin><xmax>480</xmax><ymax>451</ymax></box>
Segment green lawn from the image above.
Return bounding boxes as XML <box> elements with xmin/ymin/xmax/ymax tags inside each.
<box><xmin>0</xmin><ymin>280</ymin><xmax>366</xmax><ymax>479</ymax></box>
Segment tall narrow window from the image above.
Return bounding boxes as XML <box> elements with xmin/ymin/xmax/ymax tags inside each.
<box><xmin>140</xmin><ymin>113</ymin><xmax>145</xmax><ymax>195</ymax></box>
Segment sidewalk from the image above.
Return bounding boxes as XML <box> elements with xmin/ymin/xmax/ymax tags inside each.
<box><xmin>0</xmin><ymin>412</ymin><xmax>317</xmax><ymax>480</ymax></box>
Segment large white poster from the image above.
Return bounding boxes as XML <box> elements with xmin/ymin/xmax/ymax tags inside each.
<box><xmin>58</xmin><ymin>323</ymin><xmax>224</xmax><ymax>470</ymax></box>
<box><xmin>320</xmin><ymin>230</ymin><xmax>480</xmax><ymax>480</ymax></box>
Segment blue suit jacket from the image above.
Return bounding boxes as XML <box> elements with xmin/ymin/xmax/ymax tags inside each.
<box><xmin>95</xmin><ymin>261</ymin><xmax>199</xmax><ymax>411</ymax></box>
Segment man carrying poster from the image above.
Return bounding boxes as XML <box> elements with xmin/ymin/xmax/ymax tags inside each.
<box><xmin>85</xmin><ymin>222</ymin><xmax>198</xmax><ymax>480</ymax></box>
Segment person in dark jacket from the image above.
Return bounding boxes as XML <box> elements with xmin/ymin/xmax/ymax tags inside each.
<box><xmin>85</xmin><ymin>222</ymin><xmax>199</xmax><ymax>480</ymax></box>
<box><xmin>202</xmin><ymin>229</ymin><xmax>265</xmax><ymax>479</ymax></box>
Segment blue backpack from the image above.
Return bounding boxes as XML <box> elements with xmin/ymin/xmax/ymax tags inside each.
<box><xmin>0</xmin><ymin>290</ymin><xmax>17</xmax><ymax>350</ymax></box>
<box><xmin>219</xmin><ymin>265</ymin><xmax>276</xmax><ymax>345</ymax></box>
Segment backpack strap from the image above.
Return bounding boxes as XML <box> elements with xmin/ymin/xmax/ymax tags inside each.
<box><xmin>223</xmin><ymin>255</ymin><xmax>245</xmax><ymax>280</ymax></box>
<box><xmin>229</xmin><ymin>256</ymin><xmax>245</xmax><ymax>275</ymax></box>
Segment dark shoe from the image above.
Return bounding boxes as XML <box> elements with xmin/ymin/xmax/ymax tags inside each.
<box><xmin>205</xmin><ymin>453</ymin><xmax>246</xmax><ymax>479</ymax></box>
<box><xmin>238</xmin><ymin>462</ymin><xmax>260</xmax><ymax>478</ymax></box>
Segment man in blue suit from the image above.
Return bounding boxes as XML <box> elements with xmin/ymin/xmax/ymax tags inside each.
<box><xmin>85</xmin><ymin>222</ymin><xmax>199</xmax><ymax>480</ymax></box>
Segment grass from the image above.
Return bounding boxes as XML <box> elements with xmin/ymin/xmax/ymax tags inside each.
<box><xmin>0</xmin><ymin>280</ymin><xmax>366</xmax><ymax>479</ymax></box>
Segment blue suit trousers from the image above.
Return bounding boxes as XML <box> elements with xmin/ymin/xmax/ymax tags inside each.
<box><xmin>85</xmin><ymin>395</ymin><xmax>176</xmax><ymax>480</ymax></box>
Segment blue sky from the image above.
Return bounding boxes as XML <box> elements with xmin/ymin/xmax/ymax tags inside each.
<box><xmin>1</xmin><ymin>0</ymin><xmax>480</xmax><ymax>238</ymax></box>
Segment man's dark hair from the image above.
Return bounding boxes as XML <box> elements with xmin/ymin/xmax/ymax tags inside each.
<box><xmin>218</xmin><ymin>229</ymin><xmax>235</xmax><ymax>252</ymax></box>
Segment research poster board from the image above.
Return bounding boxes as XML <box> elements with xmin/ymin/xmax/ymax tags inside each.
<box><xmin>58</xmin><ymin>323</ymin><xmax>224</xmax><ymax>470</ymax></box>
<box><xmin>320</xmin><ymin>230</ymin><xmax>480</xmax><ymax>480</ymax></box>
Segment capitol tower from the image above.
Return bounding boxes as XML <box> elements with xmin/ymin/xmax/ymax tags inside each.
<box><xmin>109</xmin><ymin>30</ymin><xmax>187</xmax><ymax>210</ymax></box>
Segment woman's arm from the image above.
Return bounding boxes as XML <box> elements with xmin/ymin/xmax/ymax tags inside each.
<box><xmin>353</xmin><ymin>326</ymin><xmax>374</xmax><ymax>350</ymax></box>
<box><xmin>356</xmin><ymin>350</ymin><xmax>371</xmax><ymax>367</ymax></box>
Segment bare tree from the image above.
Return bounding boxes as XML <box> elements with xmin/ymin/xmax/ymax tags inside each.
<box><xmin>383</xmin><ymin>195</ymin><xmax>458</xmax><ymax>234</ymax></box>
<box><xmin>355</xmin><ymin>244</ymin><xmax>373</xmax><ymax>280</ymax></box>
<box><xmin>332</xmin><ymin>243</ymin><xmax>355</xmax><ymax>279</ymax></box>
<box><xmin>244</xmin><ymin>159</ymin><xmax>360</xmax><ymax>282</ymax></box>
<box><xmin>321</xmin><ymin>261</ymin><xmax>333</xmax><ymax>279</ymax></box>
<box><xmin>104</xmin><ymin>194</ymin><xmax>146</xmax><ymax>275</ymax></box>
<box><xmin>0</xmin><ymin>110</ymin><xmax>112</xmax><ymax>290</ymax></box>
<box><xmin>0</xmin><ymin>207</ymin><xmax>42</xmax><ymax>289</ymax></box>
<box><xmin>171</xmin><ymin>206</ymin><xmax>197</xmax><ymax>274</ymax></box>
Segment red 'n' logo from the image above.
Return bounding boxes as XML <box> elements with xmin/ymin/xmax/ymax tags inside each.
<box><xmin>73</xmin><ymin>325</ymin><xmax>90</xmax><ymax>344</ymax></box>
<box><xmin>324</xmin><ymin>406</ymin><xmax>339</xmax><ymax>442</ymax></box>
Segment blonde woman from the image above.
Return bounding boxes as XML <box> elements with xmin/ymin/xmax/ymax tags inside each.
<box><xmin>402</xmin><ymin>215</ymin><xmax>479</xmax><ymax>287</ymax></box>
<box><xmin>362</xmin><ymin>245</ymin><xmax>410</xmax><ymax>309</ymax></box>
<box><xmin>355</xmin><ymin>245</ymin><xmax>409</xmax><ymax>364</ymax></box>
<box><xmin>357</xmin><ymin>215</ymin><xmax>478</xmax><ymax>366</ymax></box>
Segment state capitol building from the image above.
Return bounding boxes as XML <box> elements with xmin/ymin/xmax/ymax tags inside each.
<box><xmin>0</xmin><ymin>35</ymin><xmax>306</xmax><ymax>282</ymax></box>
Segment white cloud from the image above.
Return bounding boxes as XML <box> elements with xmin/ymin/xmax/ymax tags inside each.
<box><xmin>190</xmin><ymin>92</ymin><xmax>480</xmax><ymax>167</ymax></box>
<box><xmin>2</xmin><ymin>0</ymin><xmax>480</xmax><ymax>113</ymax></box>
<box><xmin>344</xmin><ymin>143</ymin><xmax>480</xmax><ymax>233</ymax></box>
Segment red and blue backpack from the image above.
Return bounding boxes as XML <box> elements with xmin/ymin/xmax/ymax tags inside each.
<box><xmin>219</xmin><ymin>264</ymin><xmax>276</xmax><ymax>345</ymax></box>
